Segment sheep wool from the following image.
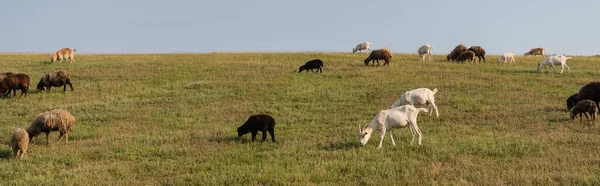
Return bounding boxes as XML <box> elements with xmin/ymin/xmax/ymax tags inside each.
<box><xmin>11</xmin><ymin>128</ymin><xmax>29</xmax><ymax>160</ymax></box>
<box><xmin>27</xmin><ymin>109</ymin><xmax>76</xmax><ymax>144</ymax></box>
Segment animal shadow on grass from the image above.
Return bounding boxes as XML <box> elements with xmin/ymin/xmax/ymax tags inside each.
<box><xmin>208</xmin><ymin>136</ymin><xmax>241</xmax><ymax>144</ymax></box>
<box><xmin>543</xmin><ymin>106</ymin><xmax>572</xmax><ymax>123</ymax></box>
<box><xmin>0</xmin><ymin>149</ymin><xmax>12</xmax><ymax>159</ymax></box>
<box><xmin>322</xmin><ymin>141</ymin><xmax>361</xmax><ymax>151</ymax></box>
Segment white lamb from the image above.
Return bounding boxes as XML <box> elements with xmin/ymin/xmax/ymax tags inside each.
<box><xmin>358</xmin><ymin>105</ymin><xmax>428</xmax><ymax>148</ymax></box>
<box><xmin>418</xmin><ymin>44</ymin><xmax>434</xmax><ymax>62</ymax></box>
<box><xmin>536</xmin><ymin>55</ymin><xmax>571</xmax><ymax>74</ymax></box>
<box><xmin>390</xmin><ymin>88</ymin><xmax>439</xmax><ymax>117</ymax></box>
<box><xmin>352</xmin><ymin>42</ymin><xmax>371</xmax><ymax>53</ymax></box>
<box><xmin>498</xmin><ymin>52</ymin><xmax>515</xmax><ymax>63</ymax></box>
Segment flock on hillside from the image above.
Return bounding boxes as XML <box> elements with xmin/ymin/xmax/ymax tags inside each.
<box><xmin>2</xmin><ymin>43</ymin><xmax>598</xmax><ymax>160</ymax></box>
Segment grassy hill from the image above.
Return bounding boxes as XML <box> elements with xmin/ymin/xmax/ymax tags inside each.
<box><xmin>0</xmin><ymin>52</ymin><xmax>599</xmax><ymax>185</ymax></box>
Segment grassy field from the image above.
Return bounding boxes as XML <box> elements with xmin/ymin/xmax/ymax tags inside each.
<box><xmin>0</xmin><ymin>52</ymin><xmax>599</xmax><ymax>185</ymax></box>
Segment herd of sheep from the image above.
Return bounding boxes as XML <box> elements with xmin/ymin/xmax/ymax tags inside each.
<box><xmin>6</xmin><ymin>43</ymin><xmax>598</xmax><ymax>160</ymax></box>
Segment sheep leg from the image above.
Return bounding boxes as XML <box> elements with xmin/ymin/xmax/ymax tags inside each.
<box><xmin>429</xmin><ymin>101</ymin><xmax>439</xmax><ymax>117</ymax></box>
<box><xmin>268</xmin><ymin>128</ymin><xmax>275</xmax><ymax>142</ymax></box>
<box><xmin>564</xmin><ymin>64</ymin><xmax>571</xmax><ymax>73</ymax></box>
<box><xmin>550</xmin><ymin>64</ymin><xmax>558</xmax><ymax>73</ymax></box>
<box><xmin>410</xmin><ymin>119</ymin><xmax>422</xmax><ymax>145</ymax></box>
<box><xmin>377</xmin><ymin>129</ymin><xmax>386</xmax><ymax>149</ymax></box>
<box><xmin>408</xmin><ymin>125</ymin><xmax>416</xmax><ymax>145</ymax></box>
<box><xmin>45</xmin><ymin>132</ymin><xmax>50</xmax><ymax>144</ymax></box>
<box><xmin>261</xmin><ymin>131</ymin><xmax>267</xmax><ymax>142</ymax></box>
<box><xmin>19</xmin><ymin>150</ymin><xmax>25</xmax><ymax>160</ymax></box>
<box><xmin>584</xmin><ymin>112</ymin><xmax>591</xmax><ymax>122</ymax></box>
<box><xmin>388</xmin><ymin>130</ymin><xmax>396</xmax><ymax>146</ymax></box>
<box><xmin>68</xmin><ymin>82</ymin><xmax>74</xmax><ymax>91</ymax></box>
<box><xmin>250</xmin><ymin>131</ymin><xmax>258</xmax><ymax>142</ymax></box>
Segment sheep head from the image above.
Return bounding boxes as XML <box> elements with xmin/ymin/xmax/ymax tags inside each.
<box><xmin>237</xmin><ymin>125</ymin><xmax>248</xmax><ymax>137</ymax></box>
<box><xmin>357</xmin><ymin>124</ymin><xmax>371</xmax><ymax>146</ymax></box>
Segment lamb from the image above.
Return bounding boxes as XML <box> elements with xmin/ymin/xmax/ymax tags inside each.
<box><xmin>390</xmin><ymin>88</ymin><xmax>439</xmax><ymax>117</ymax></box>
<box><xmin>298</xmin><ymin>59</ymin><xmax>323</xmax><ymax>73</ymax></box>
<box><xmin>536</xmin><ymin>55</ymin><xmax>571</xmax><ymax>74</ymax></box>
<box><xmin>498</xmin><ymin>52</ymin><xmax>516</xmax><ymax>63</ymax></box>
<box><xmin>36</xmin><ymin>70</ymin><xmax>73</xmax><ymax>92</ymax></box>
<box><xmin>26</xmin><ymin>109</ymin><xmax>76</xmax><ymax>144</ymax></box>
<box><xmin>447</xmin><ymin>44</ymin><xmax>468</xmax><ymax>61</ymax></box>
<box><xmin>455</xmin><ymin>51</ymin><xmax>477</xmax><ymax>63</ymax></box>
<box><xmin>357</xmin><ymin>105</ymin><xmax>428</xmax><ymax>148</ymax></box>
<box><xmin>237</xmin><ymin>114</ymin><xmax>276</xmax><ymax>142</ymax></box>
<box><xmin>417</xmin><ymin>44</ymin><xmax>434</xmax><ymax>62</ymax></box>
<box><xmin>468</xmin><ymin>46</ymin><xmax>486</xmax><ymax>63</ymax></box>
<box><xmin>51</xmin><ymin>48</ymin><xmax>76</xmax><ymax>63</ymax></box>
<box><xmin>364</xmin><ymin>47</ymin><xmax>393</xmax><ymax>66</ymax></box>
<box><xmin>525</xmin><ymin>47</ymin><xmax>545</xmax><ymax>57</ymax></box>
<box><xmin>4</xmin><ymin>73</ymin><xmax>30</xmax><ymax>97</ymax></box>
<box><xmin>10</xmin><ymin>128</ymin><xmax>29</xmax><ymax>160</ymax></box>
<box><xmin>352</xmin><ymin>42</ymin><xmax>372</xmax><ymax>53</ymax></box>
<box><xmin>566</xmin><ymin>93</ymin><xmax>580</xmax><ymax>110</ymax></box>
<box><xmin>570</xmin><ymin>99</ymin><xmax>598</xmax><ymax>123</ymax></box>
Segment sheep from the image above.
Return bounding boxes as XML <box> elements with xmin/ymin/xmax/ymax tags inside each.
<box><xmin>418</xmin><ymin>44</ymin><xmax>434</xmax><ymax>62</ymax></box>
<box><xmin>498</xmin><ymin>52</ymin><xmax>516</xmax><ymax>63</ymax></box>
<box><xmin>390</xmin><ymin>88</ymin><xmax>439</xmax><ymax>117</ymax></box>
<box><xmin>237</xmin><ymin>114</ymin><xmax>276</xmax><ymax>142</ymax></box>
<box><xmin>4</xmin><ymin>73</ymin><xmax>30</xmax><ymax>97</ymax></box>
<box><xmin>455</xmin><ymin>51</ymin><xmax>477</xmax><ymax>63</ymax></box>
<box><xmin>448</xmin><ymin>44</ymin><xmax>468</xmax><ymax>61</ymax></box>
<box><xmin>536</xmin><ymin>55</ymin><xmax>571</xmax><ymax>74</ymax></box>
<box><xmin>525</xmin><ymin>47</ymin><xmax>545</xmax><ymax>57</ymax></box>
<box><xmin>0</xmin><ymin>72</ymin><xmax>14</xmax><ymax>97</ymax></box>
<box><xmin>566</xmin><ymin>93</ymin><xmax>580</xmax><ymax>110</ymax></box>
<box><xmin>364</xmin><ymin>47</ymin><xmax>393</xmax><ymax>66</ymax></box>
<box><xmin>51</xmin><ymin>48</ymin><xmax>76</xmax><ymax>63</ymax></box>
<box><xmin>10</xmin><ymin>128</ymin><xmax>29</xmax><ymax>160</ymax></box>
<box><xmin>468</xmin><ymin>46</ymin><xmax>486</xmax><ymax>63</ymax></box>
<box><xmin>298</xmin><ymin>59</ymin><xmax>323</xmax><ymax>73</ymax></box>
<box><xmin>575</xmin><ymin>82</ymin><xmax>600</xmax><ymax>110</ymax></box>
<box><xmin>570</xmin><ymin>99</ymin><xmax>598</xmax><ymax>123</ymax></box>
<box><xmin>357</xmin><ymin>105</ymin><xmax>428</xmax><ymax>148</ymax></box>
<box><xmin>36</xmin><ymin>70</ymin><xmax>73</xmax><ymax>92</ymax></box>
<box><xmin>26</xmin><ymin>109</ymin><xmax>76</xmax><ymax>144</ymax></box>
<box><xmin>353</xmin><ymin>42</ymin><xmax>372</xmax><ymax>53</ymax></box>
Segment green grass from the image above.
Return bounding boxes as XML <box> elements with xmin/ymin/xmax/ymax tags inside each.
<box><xmin>1</xmin><ymin>52</ymin><xmax>600</xmax><ymax>185</ymax></box>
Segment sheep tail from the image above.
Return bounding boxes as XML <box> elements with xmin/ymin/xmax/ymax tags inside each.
<box><xmin>432</xmin><ymin>88</ymin><xmax>438</xmax><ymax>95</ymax></box>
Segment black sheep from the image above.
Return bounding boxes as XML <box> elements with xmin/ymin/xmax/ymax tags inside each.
<box><xmin>298</xmin><ymin>59</ymin><xmax>323</xmax><ymax>73</ymax></box>
<box><xmin>577</xmin><ymin>82</ymin><xmax>600</xmax><ymax>110</ymax></box>
<box><xmin>237</xmin><ymin>114</ymin><xmax>276</xmax><ymax>142</ymax></box>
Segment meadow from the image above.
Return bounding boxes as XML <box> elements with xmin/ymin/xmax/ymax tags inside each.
<box><xmin>0</xmin><ymin>52</ymin><xmax>599</xmax><ymax>185</ymax></box>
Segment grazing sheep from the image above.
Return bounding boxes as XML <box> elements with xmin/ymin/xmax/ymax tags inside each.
<box><xmin>237</xmin><ymin>114</ymin><xmax>276</xmax><ymax>142</ymax></box>
<box><xmin>36</xmin><ymin>70</ymin><xmax>73</xmax><ymax>92</ymax></box>
<box><xmin>390</xmin><ymin>88</ymin><xmax>439</xmax><ymax>117</ymax></box>
<box><xmin>498</xmin><ymin>52</ymin><xmax>516</xmax><ymax>63</ymax></box>
<box><xmin>4</xmin><ymin>73</ymin><xmax>30</xmax><ymax>97</ymax></box>
<box><xmin>26</xmin><ymin>109</ymin><xmax>76</xmax><ymax>144</ymax></box>
<box><xmin>51</xmin><ymin>48</ymin><xmax>76</xmax><ymax>63</ymax></box>
<box><xmin>10</xmin><ymin>128</ymin><xmax>29</xmax><ymax>160</ymax></box>
<box><xmin>364</xmin><ymin>47</ymin><xmax>393</xmax><ymax>66</ymax></box>
<box><xmin>576</xmin><ymin>82</ymin><xmax>600</xmax><ymax>110</ymax></box>
<box><xmin>468</xmin><ymin>46</ymin><xmax>486</xmax><ymax>63</ymax></box>
<box><xmin>418</xmin><ymin>44</ymin><xmax>434</xmax><ymax>62</ymax></box>
<box><xmin>298</xmin><ymin>59</ymin><xmax>323</xmax><ymax>73</ymax></box>
<box><xmin>448</xmin><ymin>44</ymin><xmax>468</xmax><ymax>61</ymax></box>
<box><xmin>358</xmin><ymin>105</ymin><xmax>428</xmax><ymax>148</ymax></box>
<box><xmin>570</xmin><ymin>99</ymin><xmax>598</xmax><ymax>123</ymax></box>
<box><xmin>0</xmin><ymin>72</ymin><xmax>14</xmax><ymax>97</ymax></box>
<box><xmin>353</xmin><ymin>42</ymin><xmax>372</xmax><ymax>53</ymax></box>
<box><xmin>525</xmin><ymin>47</ymin><xmax>545</xmax><ymax>57</ymax></box>
<box><xmin>566</xmin><ymin>93</ymin><xmax>581</xmax><ymax>110</ymax></box>
<box><xmin>455</xmin><ymin>51</ymin><xmax>477</xmax><ymax>63</ymax></box>
<box><xmin>536</xmin><ymin>55</ymin><xmax>571</xmax><ymax>74</ymax></box>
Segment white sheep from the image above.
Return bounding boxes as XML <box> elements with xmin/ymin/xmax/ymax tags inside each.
<box><xmin>418</xmin><ymin>44</ymin><xmax>434</xmax><ymax>62</ymax></box>
<box><xmin>352</xmin><ymin>42</ymin><xmax>371</xmax><ymax>53</ymax></box>
<box><xmin>357</xmin><ymin>105</ymin><xmax>428</xmax><ymax>148</ymax></box>
<box><xmin>498</xmin><ymin>52</ymin><xmax>516</xmax><ymax>63</ymax></box>
<box><xmin>536</xmin><ymin>55</ymin><xmax>571</xmax><ymax>74</ymax></box>
<box><xmin>390</xmin><ymin>88</ymin><xmax>439</xmax><ymax>117</ymax></box>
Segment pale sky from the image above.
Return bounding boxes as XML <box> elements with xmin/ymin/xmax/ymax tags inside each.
<box><xmin>1</xmin><ymin>0</ymin><xmax>598</xmax><ymax>55</ymax></box>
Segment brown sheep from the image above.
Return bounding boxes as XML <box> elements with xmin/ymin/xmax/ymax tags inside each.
<box><xmin>51</xmin><ymin>48</ymin><xmax>76</xmax><ymax>63</ymax></box>
<box><xmin>26</xmin><ymin>109</ymin><xmax>76</xmax><ymax>144</ymax></box>
<box><xmin>36</xmin><ymin>70</ymin><xmax>73</xmax><ymax>93</ymax></box>
<box><xmin>0</xmin><ymin>72</ymin><xmax>14</xmax><ymax>97</ymax></box>
<box><xmin>448</xmin><ymin>44</ymin><xmax>468</xmax><ymax>61</ymax></box>
<box><xmin>11</xmin><ymin>128</ymin><xmax>29</xmax><ymax>160</ymax></box>
<box><xmin>524</xmin><ymin>48</ymin><xmax>545</xmax><ymax>56</ymax></box>
<box><xmin>570</xmin><ymin>99</ymin><xmax>598</xmax><ymax>123</ymax></box>
<box><xmin>468</xmin><ymin>46</ymin><xmax>486</xmax><ymax>63</ymax></box>
<box><xmin>364</xmin><ymin>47</ymin><xmax>393</xmax><ymax>66</ymax></box>
<box><xmin>455</xmin><ymin>51</ymin><xmax>477</xmax><ymax>63</ymax></box>
<box><xmin>4</xmin><ymin>73</ymin><xmax>30</xmax><ymax>97</ymax></box>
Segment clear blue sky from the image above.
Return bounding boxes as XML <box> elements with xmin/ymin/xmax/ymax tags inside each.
<box><xmin>1</xmin><ymin>0</ymin><xmax>598</xmax><ymax>55</ymax></box>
